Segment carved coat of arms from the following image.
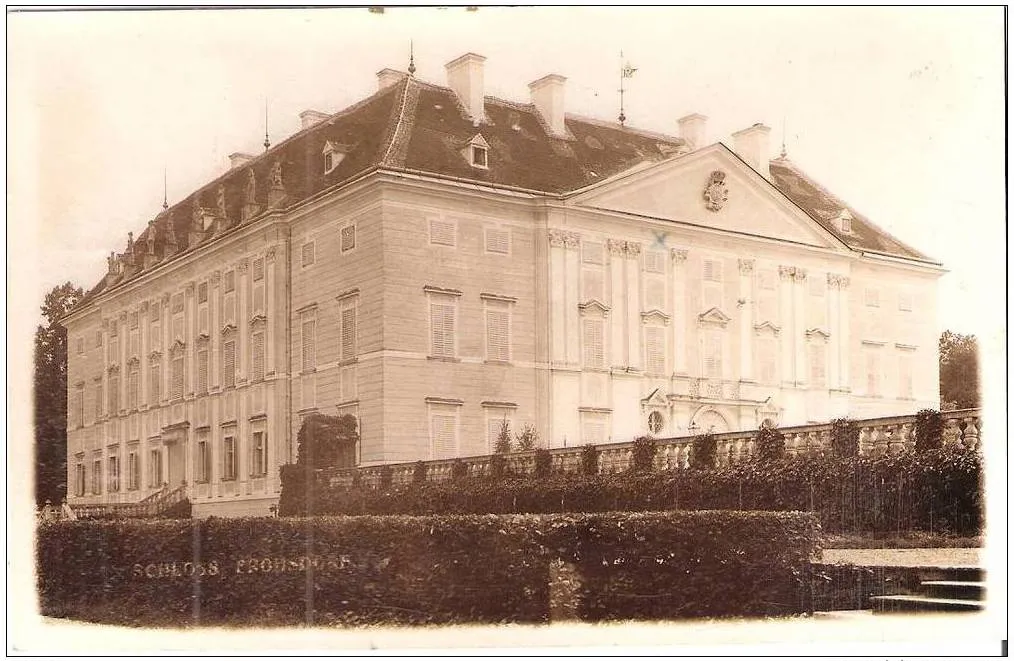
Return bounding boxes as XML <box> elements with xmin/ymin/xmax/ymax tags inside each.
<box><xmin>703</xmin><ymin>170</ymin><xmax>729</xmax><ymax>212</ymax></box>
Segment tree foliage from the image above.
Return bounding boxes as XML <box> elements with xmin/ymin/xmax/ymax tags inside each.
<box><xmin>939</xmin><ymin>331</ymin><xmax>980</xmax><ymax>410</ymax></box>
<box><xmin>295</xmin><ymin>413</ymin><xmax>359</xmax><ymax>468</ymax></box>
<box><xmin>34</xmin><ymin>282</ymin><xmax>83</xmax><ymax>506</ymax></box>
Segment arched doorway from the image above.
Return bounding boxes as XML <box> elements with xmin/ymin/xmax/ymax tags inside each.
<box><xmin>690</xmin><ymin>408</ymin><xmax>730</xmax><ymax>434</ymax></box>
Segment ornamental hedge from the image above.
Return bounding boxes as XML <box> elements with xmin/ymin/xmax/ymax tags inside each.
<box><xmin>282</xmin><ymin>447</ymin><xmax>982</xmax><ymax>535</ymax></box>
<box><xmin>37</xmin><ymin>511</ymin><xmax>818</xmax><ymax>627</ymax></box>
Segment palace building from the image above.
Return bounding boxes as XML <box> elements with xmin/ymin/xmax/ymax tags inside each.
<box><xmin>62</xmin><ymin>52</ymin><xmax>942</xmax><ymax>516</ymax></box>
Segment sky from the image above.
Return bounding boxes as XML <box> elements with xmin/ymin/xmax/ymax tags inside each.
<box><xmin>8</xmin><ymin>6</ymin><xmax>1006</xmax><ymax>344</ymax></box>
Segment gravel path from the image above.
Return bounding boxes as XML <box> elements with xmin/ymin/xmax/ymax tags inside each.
<box><xmin>820</xmin><ymin>548</ymin><xmax>982</xmax><ymax>568</ymax></box>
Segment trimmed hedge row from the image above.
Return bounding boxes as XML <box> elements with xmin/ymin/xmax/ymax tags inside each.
<box><xmin>37</xmin><ymin>511</ymin><xmax>819</xmax><ymax>626</ymax></box>
<box><xmin>281</xmin><ymin>447</ymin><xmax>982</xmax><ymax>535</ymax></box>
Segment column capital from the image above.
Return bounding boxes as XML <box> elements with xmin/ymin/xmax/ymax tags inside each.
<box><xmin>827</xmin><ymin>273</ymin><xmax>851</xmax><ymax>289</ymax></box>
<box><xmin>738</xmin><ymin>258</ymin><xmax>755</xmax><ymax>274</ymax></box>
<box><xmin>624</xmin><ymin>241</ymin><xmax>642</xmax><ymax>257</ymax></box>
<box><xmin>607</xmin><ymin>238</ymin><xmax>627</xmax><ymax>256</ymax></box>
<box><xmin>670</xmin><ymin>247</ymin><xmax>688</xmax><ymax>264</ymax></box>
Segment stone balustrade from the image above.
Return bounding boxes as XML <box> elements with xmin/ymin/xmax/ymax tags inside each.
<box><xmin>319</xmin><ymin>409</ymin><xmax>982</xmax><ymax>489</ymax></box>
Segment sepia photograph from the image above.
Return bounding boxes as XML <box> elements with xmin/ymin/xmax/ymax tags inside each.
<box><xmin>6</xmin><ymin>5</ymin><xmax>1008</xmax><ymax>655</ymax></box>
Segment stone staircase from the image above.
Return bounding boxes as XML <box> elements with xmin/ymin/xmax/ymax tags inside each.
<box><xmin>870</xmin><ymin>567</ymin><xmax>985</xmax><ymax>613</ymax></box>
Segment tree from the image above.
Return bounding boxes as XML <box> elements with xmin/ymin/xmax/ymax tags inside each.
<box><xmin>295</xmin><ymin>413</ymin><xmax>359</xmax><ymax>468</ymax></box>
<box><xmin>34</xmin><ymin>282</ymin><xmax>83</xmax><ymax>506</ymax></box>
<box><xmin>939</xmin><ymin>331</ymin><xmax>980</xmax><ymax>410</ymax></box>
<box><xmin>494</xmin><ymin>418</ymin><xmax>512</xmax><ymax>454</ymax></box>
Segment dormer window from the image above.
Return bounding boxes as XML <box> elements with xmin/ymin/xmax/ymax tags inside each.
<box><xmin>466</xmin><ymin>134</ymin><xmax>490</xmax><ymax>170</ymax></box>
<box><xmin>322</xmin><ymin>141</ymin><xmax>345</xmax><ymax>175</ymax></box>
<box><xmin>835</xmin><ymin>209</ymin><xmax>853</xmax><ymax>234</ymax></box>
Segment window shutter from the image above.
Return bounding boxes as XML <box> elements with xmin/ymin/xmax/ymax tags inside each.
<box><xmin>704</xmin><ymin>334</ymin><xmax>723</xmax><ymax>378</ymax></box>
<box><xmin>172</xmin><ymin>315</ymin><xmax>184</xmax><ymax>342</ymax></box>
<box><xmin>171</xmin><ymin>354</ymin><xmax>184</xmax><ymax>400</ymax></box>
<box><xmin>582</xmin><ymin>241</ymin><xmax>604</xmax><ymax>265</ymax></box>
<box><xmin>486</xmin><ymin>309</ymin><xmax>510</xmax><ymax>361</ymax></box>
<box><xmin>809</xmin><ymin>276</ymin><xmax>825</xmax><ymax>297</ymax></box>
<box><xmin>898</xmin><ymin>292</ymin><xmax>913</xmax><ymax>312</ymax></box>
<box><xmin>198</xmin><ymin>281</ymin><xmax>209</xmax><ymax>303</ymax></box>
<box><xmin>253</xmin><ymin>284</ymin><xmax>265</xmax><ymax>313</ymax></box>
<box><xmin>341</xmin><ymin>307</ymin><xmax>357</xmax><ymax>360</ymax></box>
<box><xmin>645</xmin><ymin>279</ymin><xmax>665</xmax><ymax>310</ymax></box>
<box><xmin>341</xmin><ymin>225</ymin><xmax>356</xmax><ymax>252</ymax></box>
<box><xmin>485</xmin><ymin>228</ymin><xmax>510</xmax><ymax>254</ymax></box>
<box><xmin>149</xmin><ymin>363</ymin><xmax>159</xmax><ymax>404</ymax></box>
<box><xmin>128</xmin><ymin>368</ymin><xmax>138</xmax><ymax>409</ymax></box>
<box><xmin>899</xmin><ymin>353</ymin><xmax>913</xmax><ymax>398</ymax></box>
<box><xmin>866</xmin><ymin>351</ymin><xmax>880</xmax><ymax>395</ymax></box>
<box><xmin>95</xmin><ymin>381</ymin><xmax>104</xmax><ymax>418</ymax></box>
<box><xmin>252</xmin><ymin>258</ymin><xmax>264</xmax><ymax>282</ymax></box>
<box><xmin>703</xmin><ymin>259</ymin><xmax>723</xmax><ymax>282</ymax></box>
<box><xmin>429</xmin><ymin>219</ymin><xmax>456</xmax><ymax>246</ymax></box>
<box><xmin>645</xmin><ymin>327</ymin><xmax>665</xmax><ymax>374</ymax></box>
<box><xmin>252</xmin><ymin>332</ymin><xmax>265</xmax><ymax>381</ymax></box>
<box><xmin>809</xmin><ymin>344</ymin><xmax>826</xmax><ymax>386</ymax></box>
<box><xmin>431</xmin><ymin>414</ymin><xmax>457</xmax><ymax>459</ymax></box>
<box><xmin>430</xmin><ymin>303</ymin><xmax>456</xmax><ymax>357</ymax></box>
<box><xmin>301</xmin><ymin>319</ymin><xmax>316</xmax><ymax>371</ymax></box>
<box><xmin>582</xmin><ymin>318</ymin><xmax>604</xmax><ymax>368</ymax></box>
<box><xmin>223</xmin><ymin>341</ymin><xmax>236</xmax><ymax>388</ymax></box>
<box><xmin>865</xmin><ymin>288</ymin><xmax>880</xmax><ymax>307</ymax></box>
<box><xmin>644</xmin><ymin>249</ymin><xmax>665</xmax><ymax>274</ymax></box>
<box><xmin>197</xmin><ymin>348</ymin><xmax>209</xmax><ymax>393</ymax></box>
<box><xmin>301</xmin><ymin>242</ymin><xmax>315</xmax><ymax>267</ymax></box>
<box><xmin>199</xmin><ymin>307</ymin><xmax>209</xmax><ymax>335</ymax></box>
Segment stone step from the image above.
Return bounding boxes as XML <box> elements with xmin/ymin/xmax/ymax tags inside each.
<box><xmin>870</xmin><ymin>594</ymin><xmax>984</xmax><ymax>613</ymax></box>
<box><xmin>921</xmin><ymin>580</ymin><xmax>986</xmax><ymax>601</ymax></box>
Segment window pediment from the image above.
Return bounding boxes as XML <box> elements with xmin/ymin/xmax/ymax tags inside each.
<box><xmin>126</xmin><ymin>356</ymin><xmax>140</xmax><ymax>367</ymax></box>
<box><xmin>221</xmin><ymin>323</ymin><xmax>238</xmax><ymax>336</ymax></box>
<box><xmin>806</xmin><ymin>327</ymin><xmax>831</xmax><ymax>340</ymax></box>
<box><xmin>640</xmin><ymin>387</ymin><xmax>668</xmax><ymax>408</ymax></box>
<box><xmin>578</xmin><ymin>299</ymin><xmax>610</xmax><ymax>316</ymax></box>
<box><xmin>250</xmin><ymin>313</ymin><xmax>268</xmax><ymax>327</ymax></box>
<box><xmin>640</xmin><ymin>309</ymin><xmax>671</xmax><ymax>325</ymax></box>
<box><xmin>107</xmin><ymin>364</ymin><xmax>120</xmax><ymax>374</ymax></box>
<box><xmin>753</xmin><ymin>321</ymin><xmax>781</xmax><ymax>336</ymax></box>
<box><xmin>698</xmin><ymin>307</ymin><xmax>731</xmax><ymax>328</ymax></box>
<box><xmin>149</xmin><ymin>350</ymin><xmax>162</xmax><ymax>363</ymax></box>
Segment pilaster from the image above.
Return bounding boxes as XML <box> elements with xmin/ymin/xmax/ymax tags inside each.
<box><xmin>624</xmin><ymin>241</ymin><xmax>642</xmax><ymax>370</ymax></box>
<box><xmin>738</xmin><ymin>258</ymin><xmax>754</xmax><ymax>382</ymax></box>
<box><xmin>671</xmin><ymin>248</ymin><xmax>688</xmax><ymax>375</ymax></box>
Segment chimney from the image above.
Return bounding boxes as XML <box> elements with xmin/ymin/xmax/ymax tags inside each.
<box><xmin>445</xmin><ymin>53</ymin><xmax>486</xmax><ymax>123</ymax></box>
<box><xmin>528</xmin><ymin>74</ymin><xmax>568</xmax><ymax>138</ymax></box>
<box><xmin>229</xmin><ymin>152</ymin><xmax>255</xmax><ymax>170</ymax></box>
<box><xmin>678</xmin><ymin>113</ymin><xmax>708</xmax><ymax>150</ymax></box>
<box><xmin>732</xmin><ymin>123</ymin><xmax>772</xmax><ymax>179</ymax></box>
<box><xmin>298</xmin><ymin>109</ymin><xmax>330</xmax><ymax>130</ymax></box>
<box><xmin>376</xmin><ymin>68</ymin><xmax>407</xmax><ymax>90</ymax></box>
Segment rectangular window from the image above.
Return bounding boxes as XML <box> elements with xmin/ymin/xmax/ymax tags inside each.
<box><xmin>127</xmin><ymin>451</ymin><xmax>139</xmax><ymax>490</ymax></box>
<box><xmin>429</xmin><ymin>219</ymin><xmax>456</xmax><ymax>247</ymax></box>
<box><xmin>301</xmin><ymin>242</ymin><xmax>315</xmax><ymax>267</ymax></box>
<box><xmin>223</xmin><ymin>340</ymin><xmax>236</xmax><ymax>389</ymax></box>
<box><xmin>809</xmin><ymin>276</ymin><xmax>825</xmax><ymax>297</ymax></box>
<box><xmin>252</xmin><ymin>258</ymin><xmax>264</xmax><ymax>282</ymax></box>
<box><xmin>429</xmin><ymin>301</ymin><xmax>457</xmax><ymax>358</ymax></box>
<box><xmin>644</xmin><ymin>326</ymin><xmax>665</xmax><ymax>375</ymax></box>
<box><xmin>429</xmin><ymin>408</ymin><xmax>459</xmax><ymax>460</ymax></box>
<box><xmin>129</xmin><ymin>329</ymin><xmax>140</xmax><ymax>357</ymax></box>
<box><xmin>149</xmin><ymin>362</ymin><xmax>160</xmax><ymax>405</ymax></box>
<box><xmin>149</xmin><ymin>449</ymin><xmax>162</xmax><ymax>487</ymax></box>
<box><xmin>171</xmin><ymin>293</ymin><xmax>184</xmax><ymax>314</ymax></box>
<box><xmin>172</xmin><ymin>313</ymin><xmax>184</xmax><ymax>343</ymax></box>
<box><xmin>94</xmin><ymin>380</ymin><xmax>104</xmax><ymax>420</ymax></box>
<box><xmin>170</xmin><ymin>353</ymin><xmax>184</xmax><ymax>401</ymax></box>
<box><xmin>644</xmin><ymin>249</ymin><xmax>666</xmax><ymax>274</ymax></box>
<box><xmin>340</xmin><ymin>305</ymin><xmax>357</xmax><ymax>361</ymax></box>
<box><xmin>809</xmin><ymin>343</ymin><xmax>827</xmax><ymax>387</ymax></box>
<box><xmin>485</xmin><ymin>308</ymin><xmax>511</xmax><ymax>362</ymax></box>
<box><xmin>898</xmin><ymin>351</ymin><xmax>914</xmax><ymax>399</ymax></box>
<box><xmin>75</xmin><ymin>460</ymin><xmax>86</xmax><ymax>497</ymax></box>
<box><xmin>222</xmin><ymin>435</ymin><xmax>237</xmax><ymax>481</ymax></box>
<box><xmin>76</xmin><ymin>337</ymin><xmax>84</xmax><ymax>355</ymax></box>
<box><xmin>703</xmin><ymin>258</ymin><xmax>723</xmax><ymax>283</ymax></box>
<box><xmin>341</xmin><ymin>225</ymin><xmax>356</xmax><ymax>253</ymax></box>
<box><xmin>198</xmin><ymin>282</ymin><xmax>208</xmax><ymax>304</ymax></box>
<box><xmin>702</xmin><ymin>258</ymin><xmax>723</xmax><ymax>310</ymax></box>
<box><xmin>197</xmin><ymin>347</ymin><xmax>209</xmax><ymax>394</ymax></box>
<box><xmin>251</xmin><ymin>431</ymin><xmax>267</xmax><ymax>476</ymax></box>
<box><xmin>251</xmin><ymin>332</ymin><xmax>265</xmax><ymax>381</ymax></box>
<box><xmin>108</xmin><ymin>455</ymin><xmax>120</xmax><ymax>492</ymax></box>
<box><xmin>486</xmin><ymin>410</ymin><xmax>513</xmax><ymax>452</ymax></box>
<box><xmin>73</xmin><ymin>385</ymin><xmax>84</xmax><ymax>428</ymax></box>
<box><xmin>301</xmin><ymin>318</ymin><xmax>316</xmax><ymax>371</ymax></box>
<box><xmin>898</xmin><ymin>291</ymin><xmax>913</xmax><ymax>312</ymax></box>
<box><xmin>582</xmin><ymin>241</ymin><xmax>604</xmax><ymax>265</ymax></box>
<box><xmin>865</xmin><ymin>287</ymin><xmax>880</xmax><ymax>308</ymax></box>
<box><xmin>224</xmin><ymin>270</ymin><xmax>236</xmax><ymax>294</ymax></box>
<box><xmin>581</xmin><ymin>268</ymin><xmax>604</xmax><ymax>302</ymax></box>
<box><xmin>198</xmin><ymin>306</ymin><xmax>209</xmax><ymax>335</ymax></box>
<box><xmin>150</xmin><ymin>322</ymin><xmax>161</xmax><ymax>350</ymax></box>
<box><xmin>865</xmin><ymin>349</ymin><xmax>881</xmax><ymax>396</ymax></box>
<box><xmin>581</xmin><ymin>412</ymin><xmax>608</xmax><ymax>445</ymax></box>
<box><xmin>91</xmin><ymin>459</ymin><xmax>102</xmax><ymax>494</ymax></box>
<box><xmin>196</xmin><ymin>439</ymin><xmax>210</xmax><ymax>483</ymax></box>
<box><xmin>108</xmin><ymin>373</ymin><xmax>120</xmax><ymax>413</ymax></box>
<box><xmin>95</xmin><ymin>329</ymin><xmax>104</xmax><ymax>347</ymax></box>
<box><xmin>645</xmin><ymin>278</ymin><xmax>666</xmax><ymax>311</ymax></box>
<box><xmin>471</xmin><ymin>144</ymin><xmax>488</xmax><ymax>168</ymax></box>
<box><xmin>127</xmin><ymin>365</ymin><xmax>139</xmax><ymax>409</ymax></box>
<box><xmin>757</xmin><ymin>336</ymin><xmax>778</xmax><ymax>384</ymax></box>
<box><xmin>484</xmin><ymin>227</ymin><xmax>510</xmax><ymax>255</ymax></box>
<box><xmin>703</xmin><ymin>333</ymin><xmax>723</xmax><ymax>379</ymax></box>
<box><xmin>582</xmin><ymin>317</ymin><xmax>604</xmax><ymax>369</ymax></box>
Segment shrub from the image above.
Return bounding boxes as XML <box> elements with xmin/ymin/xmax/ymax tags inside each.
<box><xmin>515</xmin><ymin>424</ymin><xmax>539</xmax><ymax>452</ymax></box>
<box><xmin>533</xmin><ymin>448</ymin><xmax>553</xmax><ymax>478</ymax></box>
<box><xmin>580</xmin><ymin>444</ymin><xmax>599</xmax><ymax>476</ymax></box>
<box><xmin>915</xmin><ymin>409</ymin><xmax>944</xmax><ymax>452</ymax></box>
<box><xmin>490</xmin><ymin>454</ymin><xmax>509</xmax><ymax>480</ymax></box>
<box><xmin>830</xmin><ymin>418</ymin><xmax>859</xmax><ymax>458</ymax></box>
<box><xmin>494</xmin><ymin>418</ymin><xmax>513</xmax><ymax>454</ymax></box>
<box><xmin>630</xmin><ymin>436</ymin><xmax>657</xmax><ymax>473</ymax></box>
<box><xmin>379</xmin><ymin>465</ymin><xmax>393</xmax><ymax>490</ymax></box>
<box><xmin>36</xmin><ymin>511</ymin><xmax>818</xmax><ymax>627</ymax></box>
<box><xmin>691</xmin><ymin>432</ymin><xmax>717</xmax><ymax>469</ymax></box>
<box><xmin>412</xmin><ymin>461</ymin><xmax>427</xmax><ymax>484</ymax></box>
<box><xmin>451</xmin><ymin>459</ymin><xmax>468</xmax><ymax>481</ymax></box>
<box><xmin>755</xmin><ymin>424</ymin><xmax>786</xmax><ymax>463</ymax></box>
<box><xmin>296</xmin><ymin>413</ymin><xmax>358</xmax><ymax>468</ymax></box>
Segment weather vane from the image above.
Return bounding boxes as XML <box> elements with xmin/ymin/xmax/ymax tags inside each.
<box><xmin>618</xmin><ymin>51</ymin><xmax>637</xmax><ymax>126</ymax></box>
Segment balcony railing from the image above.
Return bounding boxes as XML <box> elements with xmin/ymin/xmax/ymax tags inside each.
<box><xmin>319</xmin><ymin>409</ymin><xmax>982</xmax><ymax>490</ymax></box>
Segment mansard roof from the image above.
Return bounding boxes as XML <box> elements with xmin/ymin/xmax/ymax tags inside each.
<box><xmin>76</xmin><ymin>71</ymin><xmax>934</xmax><ymax>313</ymax></box>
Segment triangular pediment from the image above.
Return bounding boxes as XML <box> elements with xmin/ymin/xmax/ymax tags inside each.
<box><xmin>640</xmin><ymin>309</ymin><xmax>671</xmax><ymax>325</ymax></box>
<box><xmin>641</xmin><ymin>387</ymin><xmax>668</xmax><ymax>408</ymax></box>
<box><xmin>806</xmin><ymin>327</ymin><xmax>831</xmax><ymax>340</ymax></box>
<box><xmin>698</xmin><ymin>307</ymin><xmax>731</xmax><ymax>327</ymax></box>
<box><xmin>754</xmin><ymin>321</ymin><xmax>781</xmax><ymax>336</ymax></box>
<box><xmin>578</xmin><ymin>299</ymin><xmax>610</xmax><ymax>316</ymax></box>
<box><xmin>567</xmin><ymin>144</ymin><xmax>847</xmax><ymax>251</ymax></box>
